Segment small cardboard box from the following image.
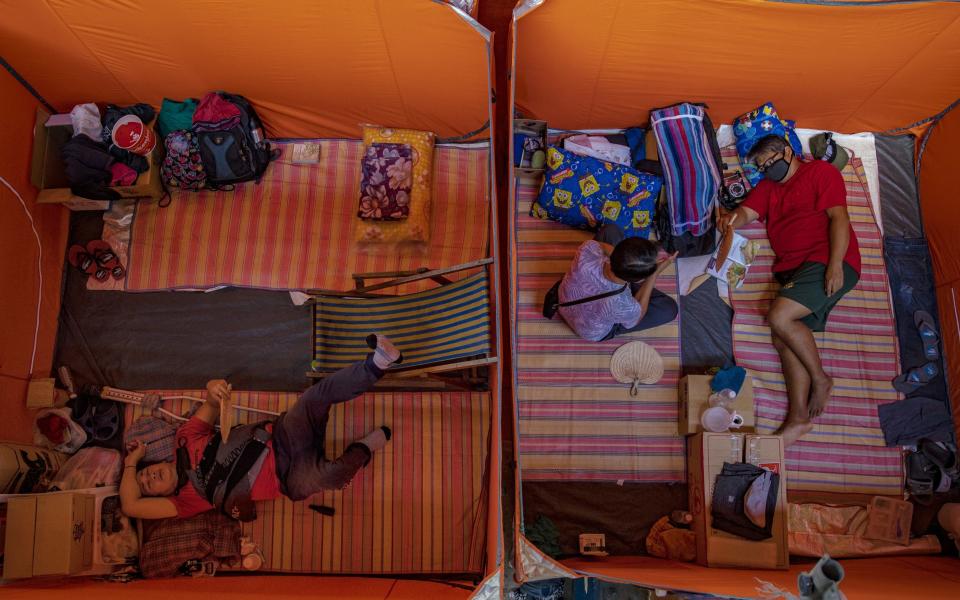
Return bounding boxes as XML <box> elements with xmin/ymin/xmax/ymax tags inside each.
<box><xmin>30</xmin><ymin>106</ymin><xmax>163</xmax><ymax>209</ymax></box>
<box><xmin>514</xmin><ymin>118</ymin><xmax>547</xmax><ymax>181</ymax></box>
<box><xmin>3</xmin><ymin>492</ymin><xmax>95</xmax><ymax>578</ymax></box>
<box><xmin>679</xmin><ymin>374</ymin><xmax>755</xmax><ymax>435</ymax></box>
<box><xmin>687</xmin><ymin>432</ymin><xmax>788</xmax><ymax>569</ymax></box>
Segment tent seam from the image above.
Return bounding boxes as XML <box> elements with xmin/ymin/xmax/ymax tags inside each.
<box><xmin>0</xmin><ymin>56</ymin><xmax>57</xmax><ymax>113</ymax></box>
<box><xmin>374</xmin><ymin>0</ymin><xmax>411</xmax><ymax>130</ymax></box>
<box><xmin>838</xmin><ymin>11</ymin><xmax>960</xmax><ymax>131</ymax></box>
<box><xmin>41</xmin><ymin>0</ymin><xmax>136</xmax><ymax>103</ymax></box>
<box><xmin>585</xmin><ymin>1</ymin><xmax>623</xmax><ymax>128</ymax></box>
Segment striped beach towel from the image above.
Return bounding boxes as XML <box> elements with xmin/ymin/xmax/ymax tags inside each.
<box><xmin>650</xmin><ymin>103</ymin><xmax>721</xmax><ymax>237</ymax></box>
<box><xmin>311</xmin><ymin>272</ymin><xmax>492</xmax><ymax>372</ymax></box>
<box><xmin>121</xmin><ymin>140</ymin><xmax>490</xmax><ymax>292</ymax></box>
<box><xmin>513</xmin><ymin>177</ymin><xmax>685</xmax><ymax>482</ymax></box>
<box><xmin>124</xmin><ymin>389</ymin><xmax>491</xmax><ymax>575</ymax></box>
<box><xmin>728</xmin><ymin>148</ymin><xmax>904</xmax><ymax>495</ymax></box>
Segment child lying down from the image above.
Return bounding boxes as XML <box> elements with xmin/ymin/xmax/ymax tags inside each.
<box><xmin>120</xmin><ymin>334</ymin><xmax>403</xmax><ymax>521</ymax></box>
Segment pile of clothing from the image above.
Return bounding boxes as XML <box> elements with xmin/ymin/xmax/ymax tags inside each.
<box><xmin>64</xmin><ymin>103</ymin><xmax>154</xmax><ymax>200</ymax></box>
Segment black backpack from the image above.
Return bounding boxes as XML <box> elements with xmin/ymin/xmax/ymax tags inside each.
<box><xmin>194</xmin><ymin>92</ymin><xmax>278</xmax><ymax>187</ymax></box>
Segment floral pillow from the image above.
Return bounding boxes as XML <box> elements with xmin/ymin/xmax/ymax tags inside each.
<box><xmin>355</xmin><ymin>126</ymin><xmax>434</xmax><ymax>244</ymax></box>
<box><xmin>358</xmin><ymin>143</ymin><xmax>413</xmax><ymax>220</ymax></box>
<box><xmin>531</xmin><ymin>145</ymin><xmax>661</xmax><ymax>239</ymax></box>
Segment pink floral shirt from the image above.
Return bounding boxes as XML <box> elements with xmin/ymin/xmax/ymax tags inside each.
<box><xmin>558</xmin><ymin>241</ymin><xmax>641</xmax><ymax>341</ymax></box>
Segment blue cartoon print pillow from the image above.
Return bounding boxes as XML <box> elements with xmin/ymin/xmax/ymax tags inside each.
<box><xmin>530</xmin><ymin>145</ymin><xmax>661</xmax><ymax>238</ymax></box>
<box><xmin>733</xmin><ymin>102</ymin><xmax>803</xmax><ymax>186</ymax></box>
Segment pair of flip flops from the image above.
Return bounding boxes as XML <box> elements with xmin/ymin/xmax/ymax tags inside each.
<box><xmin>892</xmin><ymin>311</ymin><xmax>941</xmax><ymax>393</ymax></box>
<box><xmin>72</xmin><ymin>395</ymin><xmax>122</xmax><ymax>443</ymax></box>
<box><xmin>906</xmin><ymin>438</ymin><xmax>958</xmax><ymax>504</ymax></box>
<box><xmin>68</xmin><ymin>240</ymin><xmax>125</xmax><ymax>281</ymax></box>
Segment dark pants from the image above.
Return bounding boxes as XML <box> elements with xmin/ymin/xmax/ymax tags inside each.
<box><xmin>594</xmin><ymin>223</ymin><xmax>679</xmax><ymax>341</ymax></box>
<box><xmin>272</xmin><ymin>357</ymin><xmax>383</xmax><ymax>500</ymax></box>
<box><xmin>883</xmin><ymin>237</ymin><xmax>948</xmax><ymax>402</ymax></box>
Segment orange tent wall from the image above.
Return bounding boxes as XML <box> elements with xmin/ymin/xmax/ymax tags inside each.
<box><xmin>0</xmin><ymin>67</ymin><xmax>69</xmax><ymax>443</ymax></box>
<box><xmin>0</xmin><ymin>0</ymin><xmax>492</xmax><ymax>139</ymax></box>
<box><xmin>514</xmin><ymin>0</ymin><xmax>960</xmax><ymax>133</ymax></box>
<box><xmin>919</xmin><ymin>105</ymin><xmax>960</xmax><ymax>432</ymax></box>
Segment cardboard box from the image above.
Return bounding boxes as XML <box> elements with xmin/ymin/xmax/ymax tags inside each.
<box><xmin>3</xmin><ymin>497</ymin><xmax>37</xmax><ymax>579</ymax></box>
<box><xmin>30</xmin><ymin>107</ymin><xmax>163</xmax><ymax>209</ymax></box>
<box><xmin>687</xmin><ymin>432</ymin><xmax>788</xmax><ymax>569</ymax></box>
<box><xmin>514</xmin><ymin>118</ymin><xmax>547</xmax><ymax>181</ymax></box>
<box><xmin>679</xmin><ymin>374</ymin><xmax>755</xmax><ymax>435</ymax></box>
<box><xmin>3</xmin><ymin>492</ymin><xmax>95</xmax><ymax>578</ymax></box>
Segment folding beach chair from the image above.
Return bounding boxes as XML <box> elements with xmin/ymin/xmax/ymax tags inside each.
<box><xmin>307</xmin><ymin>259</ymin><xmax>496</xmax><ymax>390</ymax></box>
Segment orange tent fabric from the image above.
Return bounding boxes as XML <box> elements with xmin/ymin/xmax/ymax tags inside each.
<box><xmin>0</xmin><ymin>0</ymin><xmax>493</xmax><ymax>139</ymax></box>
<box><xmin>514</xmin><ymin>0</ymin><xmax>960</xmax><ymax>133</ymax></box>
<box><xmin>919</xmin><ymin>105</ymin><xmax>960</xmax><ymax>432</ymax></box>
<box><xmin>0</xmin><ymin>67</ymin><xmax>69</xmax><ymax>444</ymax></box>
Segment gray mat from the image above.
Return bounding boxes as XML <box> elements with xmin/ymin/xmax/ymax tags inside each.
<box><xmin>679</xmin><ymin>278</ymin><xmax>734</xmax><ymax>374</ymax></box>
<box><xmin>54</xmin><ymin>211</ymin><xmax>311</xmax><ymax>392</ymax></box>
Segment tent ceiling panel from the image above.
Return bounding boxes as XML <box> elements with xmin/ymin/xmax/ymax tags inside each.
<box><xmin>0</xmin><ymin>0</ymin><xmax>492</xmax><ymax>139</ymax></box>
<box><xmin>514</xmin><ymin>0</ymin><xmax>960</xmax><ymax>132</ymax></box>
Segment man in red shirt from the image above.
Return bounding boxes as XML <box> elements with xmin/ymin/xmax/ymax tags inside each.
<box><xmin>719</xmin><ymin>135</ymin><xmax>861</xmax><ymax>446</ymax></box>
<box><xmin>120</xmin><ymin>334</ymin><xmax>402</xmax><ymax>520</ymax></box>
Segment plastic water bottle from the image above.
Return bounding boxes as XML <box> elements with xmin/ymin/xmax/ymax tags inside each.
<box><xmin>708</xmin><ymin>388</ymin><xmax>737</xmax><ymax>408</ymax></box>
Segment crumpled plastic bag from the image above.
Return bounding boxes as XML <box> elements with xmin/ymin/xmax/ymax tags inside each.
<box><xmin>50</xmin><ymin>446</ymin><xmax>121</xmax><ymax>490</ymax></box>
<box><xmin>645</xmin><ymin>515</ymin><xmax>696</xmax><ymax>562</ymax></box>
<box><xmin>34</xmin><ymin>407</ymin><xmax>87</xmax><ymax>454</ymax></box>
<box><xmin>70</xmin><ymin>103</ymin><xmax>102</xmax><ymax>139</ymax></box>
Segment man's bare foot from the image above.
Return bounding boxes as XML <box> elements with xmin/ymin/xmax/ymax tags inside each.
<box><xmin>808</xmin><ymin>375</ymin><xmax>833</xmax><ymax>418</ymax></box>
<box><xmin>779</xmin><ymin>419</ymin><xmax>814</xmax><ymax>447</ymax></box>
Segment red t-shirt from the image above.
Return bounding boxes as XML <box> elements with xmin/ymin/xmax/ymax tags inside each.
<box><xmin>742</xmin><ymin>160</ymin><xmax>861</xmax><ymax>275</ymax></box>
<box><xmin>170</xmin><ymin>417</ymin><xmax>281</xmax><ymax>519</ymax></box>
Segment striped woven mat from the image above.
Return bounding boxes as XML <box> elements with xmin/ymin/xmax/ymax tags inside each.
<box><xmin>125</xmin><ymin>389</ymin><xmax>490</xmax><ymax>574</ymax></box>
<box><xmin>122</xmin><ymin>141</ymin><xmax>489</xmax><ymax>292</ymax></box>
<box><xmin>513</xmin><ymin>178</ymin><xmax>685</xmax><ymax>482</ymax></box>
<box><xmin>728</xmin><ymin>149</ymin><xmax>903</xmax><ymax>494</ymax></box>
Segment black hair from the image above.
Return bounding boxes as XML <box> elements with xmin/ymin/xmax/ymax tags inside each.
<box><xmin>610</xmin><ymin>237</ymin><xmax>658</xmax><ymax>282</ymax></box>
<box><xmin>746</xmin><ymin>135</ymin><xmax>789</xmax><ymax>165</ymax></box>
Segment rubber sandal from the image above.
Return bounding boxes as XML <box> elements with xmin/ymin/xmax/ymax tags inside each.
<box><xmin>73</xmin><ymin>396</ymin><xmax>121</xmax><ymax>443</ymax></box>
<box><xmin>919</xmin><ymin>438</ymin><xmax>959</xmax><ymax>484</ymax></box>
<box><xmin>905</xmin><ymin>451</ymin><xmax>938</xmax><ymax>505</ymax></box>
<box><xmin>914</xmin><ymin>310</ymin><xmax>941</xmax><ymax>362</ymax></box>
<box><xmin>87</xmin><ymin>240</ymin><xmax>125</xmax><ymax>280</ymax></box>
<box><xmin>68</xmin><ymin>244</ymin><xmax>108</xmax><ymax>281</ymax></box>
<box><xmin>892</xmin><ymin>361</ymin><xmax>939</xmax><ymax>393</ymax></box>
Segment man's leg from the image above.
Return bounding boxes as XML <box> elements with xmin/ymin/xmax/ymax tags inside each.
<box><xmin>767</xmin><ymin>296</ymin><xmax>833</xmax><ymax>421</ymax></box>
<box><xmin>772</xmin><ymin>332</ymin><xmax>814</xmax><ymax>446</ymax></box>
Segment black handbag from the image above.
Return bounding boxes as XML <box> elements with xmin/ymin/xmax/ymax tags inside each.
<box><xmin>542</xmin><ymin>280</ymin><xmax>629</xmax><ymax>319</ymax></box>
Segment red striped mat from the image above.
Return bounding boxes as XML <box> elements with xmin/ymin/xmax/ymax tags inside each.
<box><xmin>729</xmin><ymin>150</ymin><xmax>903</xmax><ymax>494</ymax></box>
<box><xmin>122</xmin><ymin>141</ymin><xmax>489</xmax><ymax>292</ymax></box>
<box><xmin>513</xmin><ymin>178</ymin><xmax>685</xmax><ymax>482</ymax></box>
<box><xmin>125</xmin><ymin>390</ymin><xmax>490</xmax><ymax>574</ymax></box>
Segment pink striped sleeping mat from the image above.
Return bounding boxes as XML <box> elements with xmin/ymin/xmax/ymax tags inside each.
<box><xmin>729</xmin><ymin>149</ymin><xmax>903</xmax><ymax>494</ymax></box>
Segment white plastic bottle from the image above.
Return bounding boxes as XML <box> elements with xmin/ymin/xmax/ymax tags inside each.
<box><xmin>708</xmin><ymin>388</ymin><xmax>737</xmax><ymax>409</ymax></box>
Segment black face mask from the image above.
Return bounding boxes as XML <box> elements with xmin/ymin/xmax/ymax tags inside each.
<box><xmin>763</xmin><ymin>153</ymin><xmax>791</xmax><ymax>182</ymax></box>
